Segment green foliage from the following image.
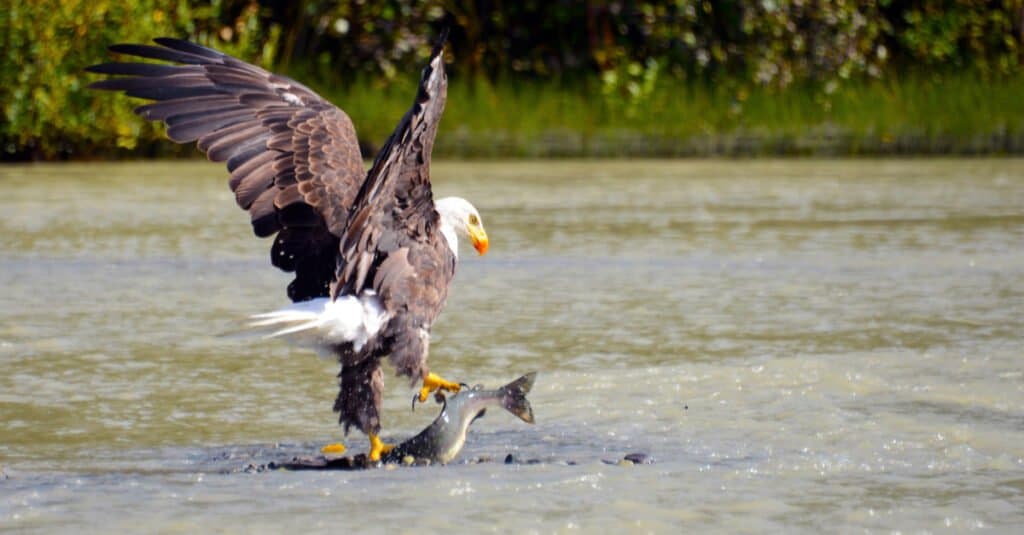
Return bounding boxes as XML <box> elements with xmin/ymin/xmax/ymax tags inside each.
<box><xmin>898</xmin><ymin>0</ymin><xmax>1022</xmax><ymax>75</ymax></box>
<box><xmin>0</xmin><ymin>0</ymin><xmax>268</xmax><ymax>159</ymax></box>
<box><xmin>1</xmin><ymin>0</ymin><xmax>1023</xmax><ymax>159</ymax></box>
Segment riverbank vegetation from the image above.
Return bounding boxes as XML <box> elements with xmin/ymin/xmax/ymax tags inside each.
<box><xmin>3</xmin><ymin>1</ymin><xmax>1024</xmax><ymax>159</ymax></box>
<box><xmin>341</xmin><ymin>73</ymin><xmax>1024</xmax><ymax>157</ymax></box>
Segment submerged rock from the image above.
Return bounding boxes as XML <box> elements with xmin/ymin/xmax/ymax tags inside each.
<box><xmin>502</xmin><ymin>453</ymin><xmax>545</xmax><ymax>465</ymax></box>
<box><xmin>602</xmin><ymin>452</ymin><xmax>654</xmax><ymax>466</ymax></box>
<box><xmin>624</xmin><ymin>452</ymin><xmax>654</xmax><ymax>464</ymax></box>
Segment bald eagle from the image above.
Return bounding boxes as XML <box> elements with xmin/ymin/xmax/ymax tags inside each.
<box><xmin>87</xmin><ymin>31</ymin><xmax>489</xmax><ymax>461</ymax></box>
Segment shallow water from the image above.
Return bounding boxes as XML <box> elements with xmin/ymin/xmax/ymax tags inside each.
<box><xmin>1</xmin><ymin>159</ymin><xmax>1023</xmax><ymax>532</ymax></box>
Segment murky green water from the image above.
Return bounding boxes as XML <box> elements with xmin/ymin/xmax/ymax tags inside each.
<box><xmin>1</xmin><ymin>159</ymin><xmax>1023</xmax><ymax>532</ymax></box>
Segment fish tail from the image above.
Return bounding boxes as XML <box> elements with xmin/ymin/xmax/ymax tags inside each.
<box><xmin>500</xmin><ymin>372</ymin><xmax>537</xmax><ymax>424</ymax></box>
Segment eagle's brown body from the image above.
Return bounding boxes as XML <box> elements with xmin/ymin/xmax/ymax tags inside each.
<box><xmin>89</xmin><ymin>33</ymin><xmax>466</xmax><ymax>438</ymax></box>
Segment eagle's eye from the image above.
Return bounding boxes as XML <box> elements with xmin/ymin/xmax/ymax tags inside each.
<box><xmin>468</xmin><ymin>214</ymin><xmax>479</xmax><ymax>226</ymax></box>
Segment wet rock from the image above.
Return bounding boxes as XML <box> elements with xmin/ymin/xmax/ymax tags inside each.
<box><xmin>503</xmin><ymin>454</ymin><xmax>545</xmax><ymax>465</ymax></box>
<box><xmin>602</xmin><ymin>452</ymin><xmax>653</xmax><ymax>466</ymax></box>
<box><xmin>624</xmin><ymin>452</ymin><xmax>653</xmax><ymax>464</ymax></box>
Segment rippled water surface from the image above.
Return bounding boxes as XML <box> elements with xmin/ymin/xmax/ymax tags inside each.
<box><xmin>2</xmin><ymin>159</ymin><xmax>1023</xmax><ymax>532</ymax></box>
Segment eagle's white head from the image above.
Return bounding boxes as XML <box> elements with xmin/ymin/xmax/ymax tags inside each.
<box><xmin>434</xmin><ymin>196</ymin><xmax>489</xmax><ymax>257</ymax></box>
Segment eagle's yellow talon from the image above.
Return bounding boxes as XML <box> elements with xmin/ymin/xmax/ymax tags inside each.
<box><xmin>368</xmin><ymin>434</ymin><xmax>394</xmax><ymax>462</ymax></box>
<box><xmin>418</xmin><ymin>372</ymin><xmax>461</xmax><ymax>403</ymax></box>
<box><xmin>320</xmin><ymin>443</ymin><xmax>347</xmax><ymax>455</ymax></box>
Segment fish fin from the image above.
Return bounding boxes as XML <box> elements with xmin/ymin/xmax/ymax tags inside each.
<box><xmin>500</xmin><ymin>372</ymin><xmax>536</xmax><ymax>424</ymax></box>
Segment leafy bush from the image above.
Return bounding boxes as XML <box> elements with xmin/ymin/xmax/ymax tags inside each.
<box><xmin>0</xmin><ymin>0</ymin><xmax>268</xmax><ymax>159</ymax></box>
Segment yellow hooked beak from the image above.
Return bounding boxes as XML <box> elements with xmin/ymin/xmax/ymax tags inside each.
<box><xmin>469</xmin><ymin>224</ymin><xmax>489</xmax><ymax>255</ymax></box>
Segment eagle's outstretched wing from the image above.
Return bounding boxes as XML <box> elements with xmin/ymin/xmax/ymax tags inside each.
<box><xmin>88</xmin><ymin>38</ymin><xmax>364</xmax><ymax>302</ymax></box>
<box><xmin>332</xmin><ymin>30</ymin><xmax>454</xmax><ymax>383</ymax></box>
<box><xmin>334</xmin><ymin>29</ymin><xmax>450</xmax><ymax>299</ymax></box>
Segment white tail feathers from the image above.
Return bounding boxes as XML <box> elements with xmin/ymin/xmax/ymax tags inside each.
<box><xmin>244</xmin><ymin>293</ymin><xmax>389</xmax><ymax>356</ymax></box>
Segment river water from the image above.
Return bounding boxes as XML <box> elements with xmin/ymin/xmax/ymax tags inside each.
<box><xmin>1</xmin><ymin>159</ymin><xmax>1022</xmax><ymax>532</ymax></box>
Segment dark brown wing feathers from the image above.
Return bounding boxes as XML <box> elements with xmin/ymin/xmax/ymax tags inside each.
<box><xmin>328</xmin><ymin>30</ymin><xmax>456</xmax><ymax>384</ymax></box>
<box><xmin>335</xmin><ymin>30</ymin><xmax>450</xmax><ymax>298</ymax></box>
<box><xmin>88</xmin><ymin>37</ymin><xmax>365</xmax><ymax>302</ymax></box>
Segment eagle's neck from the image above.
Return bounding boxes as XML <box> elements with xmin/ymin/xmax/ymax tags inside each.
<box><xmin>440</xmin><ymin>221</ymin><xmax>458</xmax><ymax>259</ymax></box>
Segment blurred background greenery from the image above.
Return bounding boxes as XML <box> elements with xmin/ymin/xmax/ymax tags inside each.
<box><xmin>3</xmin><ymin>0</ymin><xmax>1024</xmax><ymax>160</ymax></box>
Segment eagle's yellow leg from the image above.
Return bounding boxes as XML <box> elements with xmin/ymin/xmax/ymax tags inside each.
<box><xmin>418</xmin><ymin>372</ymin><xmax>461</xmax><ymax>403</ymax></box>
<box><xmin>320</xmin><ymin>442</ymin><xmax>346</xmax><ymax>454</ymax></box>
<box><xmin>368</xmin><ymin>433</ymin><xmax>394</xmax><ymax>462</ymax></box>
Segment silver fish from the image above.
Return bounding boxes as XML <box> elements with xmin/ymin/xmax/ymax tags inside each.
<box><xmin>384</xmin><ymin>372</ymin><xmax>537</xmax><ymax>464</ymax></box>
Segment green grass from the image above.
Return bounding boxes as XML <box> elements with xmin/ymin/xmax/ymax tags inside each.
<box><xmin>13</xmin><ymin>71</ymin><xmax>1024</xmax><ymax>160</ymax></box>
<box><xmin>311</xmin><ymin>72</ymin><xmax>1024</xmax><ymax>157</ymax></box>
